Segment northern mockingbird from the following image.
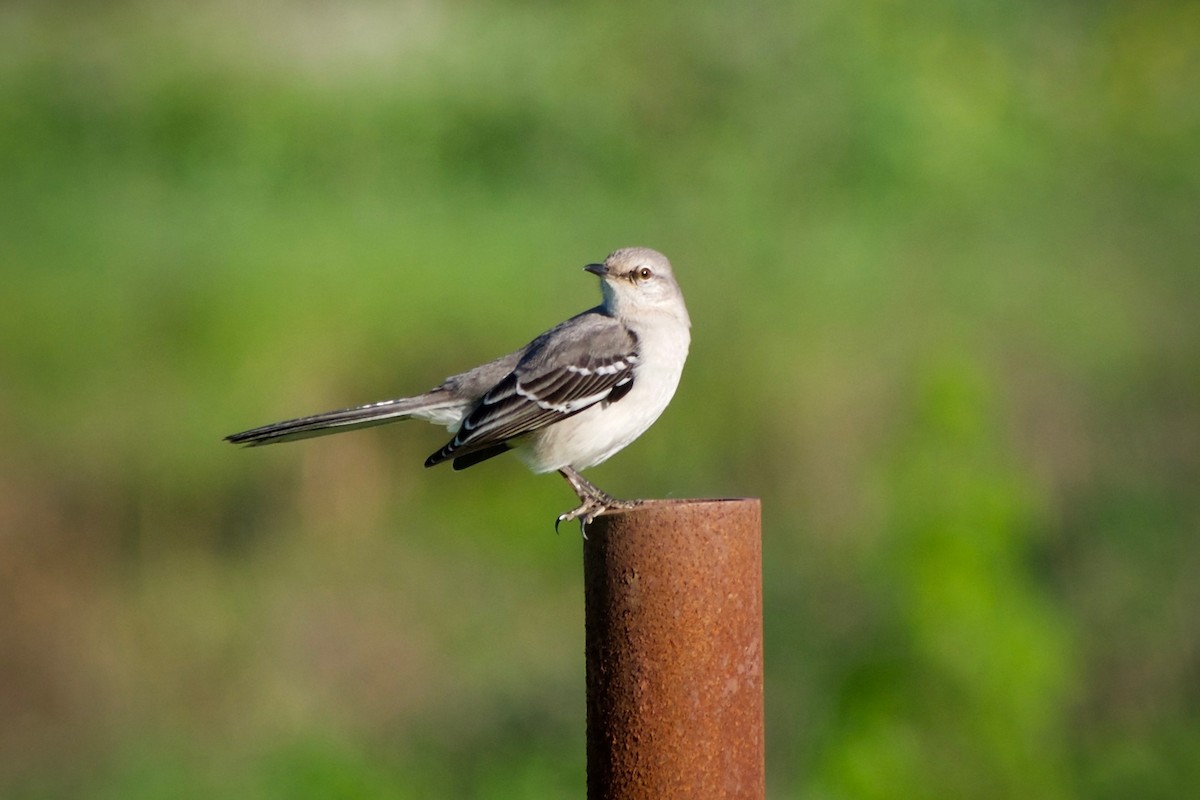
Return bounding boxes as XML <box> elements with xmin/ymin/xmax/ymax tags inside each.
<box><xmin>226</xmin><ymin>247</ymin><xmax>691</xmax><ymax>530</ymax></box>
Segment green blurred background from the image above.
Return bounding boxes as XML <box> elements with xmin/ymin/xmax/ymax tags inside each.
<box><xmin>2</xmin><ymin>1</ymin><xmax>1197</xmax><ymax>797</ymax></box>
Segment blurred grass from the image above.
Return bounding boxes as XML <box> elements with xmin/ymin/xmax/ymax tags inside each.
<box><xmin>1</xmin><ymin>0</ymin><xmax>1198</xmax><ymax>797</ymax></box>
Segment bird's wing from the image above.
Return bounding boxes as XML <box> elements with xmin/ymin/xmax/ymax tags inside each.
<box><xmin>425</xmin><ymin>311</ymin><xmax>638</xmax><ymax>467</ymax></box>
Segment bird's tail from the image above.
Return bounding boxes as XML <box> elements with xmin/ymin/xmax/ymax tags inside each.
<box><xmin>225</xmin><ymin>390</ymin><xmax>464</xmax><ymax>447</ymax></box>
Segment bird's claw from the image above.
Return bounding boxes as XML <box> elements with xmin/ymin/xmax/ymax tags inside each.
<box><xmin>555</xmin><ymin>496</ymin><xmax>643</xmax><ymax>538</ymax></box>
<box><xmin>555</xmin><ymin>498</ymin><xmax>604</xmax><ymax>538</ymax></box>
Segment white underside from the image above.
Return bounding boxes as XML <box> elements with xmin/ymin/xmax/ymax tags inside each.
<box><xmin>414</xmin><ymin>405</ymin><xmax>471</xmax><ymax>431</ymax></box>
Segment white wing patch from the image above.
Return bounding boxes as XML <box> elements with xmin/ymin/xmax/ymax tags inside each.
<box><xmin>565</xmin><ymin>359</ymin><xmax>632</xmax><ymax>377</ymax></box>
<box><xmin>516</xmin><ymin>382</ymin><xmax>611</xmax><ymax>413</ymax></box>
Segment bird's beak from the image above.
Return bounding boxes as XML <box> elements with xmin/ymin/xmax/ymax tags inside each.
<box><xmin>584</xmin><ymin>262</ymin><xmax>608</xmax><ymax>277</ymax></box>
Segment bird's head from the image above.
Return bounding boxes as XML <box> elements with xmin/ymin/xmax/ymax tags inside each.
<box><xmin>585</xmin><ymin>247</ymin><xmax>690</xmax><ymax>327</ymax></box>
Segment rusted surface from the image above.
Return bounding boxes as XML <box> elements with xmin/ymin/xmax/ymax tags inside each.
<box><xmin>584</xmin><ymin>498</ymin><xmax>764</xmax><ymax>800</ymax></box>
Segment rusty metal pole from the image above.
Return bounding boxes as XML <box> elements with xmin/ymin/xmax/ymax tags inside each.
<box><xmin>583</xmin><ymin>498</ymin><xmax>764</xmax><ymax>800</ymax></box>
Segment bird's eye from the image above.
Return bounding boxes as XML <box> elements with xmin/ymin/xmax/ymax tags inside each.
<box><xmin>636</xmin><ymin>267</ymin><xmax>653</xmax><ymax>281</ymax></box>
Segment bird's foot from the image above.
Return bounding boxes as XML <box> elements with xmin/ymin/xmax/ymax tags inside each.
<box><xmin>555</xmin><ymin>467</ymin><xmax>642</xmax><ymax>537</ymax></box>
<box><xmin>555</xmin><ymin>495</ymin><xmax>642</xmax><ymax>538</ymax></box>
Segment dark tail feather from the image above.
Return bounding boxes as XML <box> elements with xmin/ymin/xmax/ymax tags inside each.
<box><xmin>448</xmin><ymin>443</ymin><xmax>510</xmax><ymax>470</ymax></box>
<box><xmin>226</xmin><ymin>395</ymin><xmax>444</xmax><ymax>447</ymax></box>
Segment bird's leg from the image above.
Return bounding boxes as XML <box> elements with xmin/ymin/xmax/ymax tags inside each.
<box><xmin>555</xmin><ymin>466</ymin><xmax>642</xmax><ymax>535</ymax></box>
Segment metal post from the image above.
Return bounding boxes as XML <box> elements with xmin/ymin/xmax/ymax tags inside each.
<box><xmin>583</xmin><ymin>498</ymin><xmax>764</xmax><ymax>800</ymax></box>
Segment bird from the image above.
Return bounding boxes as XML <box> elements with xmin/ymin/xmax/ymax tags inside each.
<box><xmin>226</xmin><ymin>247</ymin><xmax>691</xmax><ymax>531</ymax></box>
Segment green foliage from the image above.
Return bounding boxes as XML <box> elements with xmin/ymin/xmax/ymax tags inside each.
<box><xmin>814</xmin><ymin>359</ymin><xmax>1073</xmax><ymax>799</ymax></box>
<box><xmin>2</xmin><ymin>1</ymin><xmax>1197</xmax><ymax>797</ymax></box>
